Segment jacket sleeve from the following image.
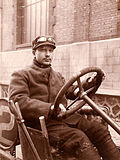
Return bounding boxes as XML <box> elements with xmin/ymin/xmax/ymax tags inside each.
<box><xmin>8</xmin><ymin>71</ymin><xmax>52</xmax><ymax>121</ymax></box>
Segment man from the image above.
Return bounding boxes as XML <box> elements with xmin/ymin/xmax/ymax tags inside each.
<box><xmin>9</xmin><ymin>36</ymin><xmax>120</xmax><ymax>160</ymax></box>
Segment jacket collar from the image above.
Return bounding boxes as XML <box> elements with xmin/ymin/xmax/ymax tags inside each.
<box><xmin>33</xmin><ymin>57</ymin><xmax>51</xmax><ymax>68</ymax></box>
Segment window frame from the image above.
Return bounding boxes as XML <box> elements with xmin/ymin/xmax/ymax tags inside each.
<box><xmin>16</xmin><ymin>0</ymin><xmax>50</xmax><ymax>49</ymax></box>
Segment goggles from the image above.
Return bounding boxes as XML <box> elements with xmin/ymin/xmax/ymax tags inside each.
<box><xmin>37</xmin><ymin>36</ymin><xmax>55</xmax><ymax>44</ymax></box>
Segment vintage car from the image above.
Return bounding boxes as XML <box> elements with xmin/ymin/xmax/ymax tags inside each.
<box><xmin>0</xmin><ymin>67</ymin><xmax>120</xmax><ymax>160</ymax></box>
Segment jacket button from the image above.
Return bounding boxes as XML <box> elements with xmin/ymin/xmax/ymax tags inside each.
<box><xmin>51</xmin><ymin>79</ymin><xmax>55</xmax><ymax>85</ymax></box>
<box><xmin>42</xmin><ymin>73</ymin><xmax>47</xmax><ymax>78</ymax></box>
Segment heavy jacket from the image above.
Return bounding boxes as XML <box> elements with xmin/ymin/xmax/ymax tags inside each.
<box><xmin>9</xmin><ymin>59</ymin><xmax>102</xmax><ymax>128</ymax></box>
<box><xmin>8</xmin><ymin>60</ymin><xmax>76</xmax><ymax>128</ymax></box>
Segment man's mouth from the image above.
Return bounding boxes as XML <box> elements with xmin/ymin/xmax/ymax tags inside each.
<box><xmin>44</xmin><ymin>58</ymin><xmax>51</xmax><ymax>62</ymax></box>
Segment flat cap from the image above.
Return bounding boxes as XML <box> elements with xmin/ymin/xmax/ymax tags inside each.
<box><xmin>32</xmin><ymin>36</ymin><xmax>56</xmax><ymax>50</ymax></box>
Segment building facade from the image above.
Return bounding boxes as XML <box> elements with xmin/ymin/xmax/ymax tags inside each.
<box><xmin>0</xmin><ymin>0</ymin><xmax>120</xmax><ymax>120</ymax></box>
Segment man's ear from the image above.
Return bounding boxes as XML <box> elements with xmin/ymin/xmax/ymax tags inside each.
<box><xmin>32</xmin><ymin>50</ymin><xmax>35</xmax><ymax>55</ymax></box>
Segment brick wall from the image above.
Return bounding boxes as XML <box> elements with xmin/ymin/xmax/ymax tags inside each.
<box><xmin>50</xmin><ymin>0</ymin><xmax>90</xmax><ymax>44</ymax></box>
<box><xmin>89</xmin><ymin>0</ymin><xmax>119</xmax><ymax>41</ymax></box>
<box><xmin>49</xmin><ymin>0</ymin><xmax>120</xmax><ymax>44</ymax></box>
<box><xmin>74</xmin><ymin>0</ymin><xmax>90</xmax><ymax>42</ymax></box>
<box><xmin>53</xmin><ymin>0</ymin><xmax>75</xmax><ymax>44</ymax></box>
<box><xmin>1</xmin><ymin>0</ymin><xmax>120</xmax><ymax>51</ymax></box>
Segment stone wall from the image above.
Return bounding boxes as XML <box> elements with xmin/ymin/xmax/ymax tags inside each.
<box><xmin>1</xmin><ymin>38</ymin><xmax>120</xmax><ymax>90</ymax></box>
<box><xmin>92</xmin><ymin>94</ymin><xmax>120</xmax><ymax>120</ymax></box>
<box><xmin>90</xmin><ymin>38</ymin><xmax>120</xmax><ymax>90</ymax></box>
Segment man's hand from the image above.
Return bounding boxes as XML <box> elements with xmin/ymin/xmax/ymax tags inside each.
<box><xmin>57</xmin><ymin>104</ymin><xmax>66</xmax><ymax>118</ymax></box>
<box><xmin>50</xmin><ymin>104</ymin><xmax>66</xmax><ymax>118</ymax></box>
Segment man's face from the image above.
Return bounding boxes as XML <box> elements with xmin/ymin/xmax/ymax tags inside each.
<box><xmin>35</xmin><ymin>45</ymin><xmax>54</xmax><ymax>65</ymax></box>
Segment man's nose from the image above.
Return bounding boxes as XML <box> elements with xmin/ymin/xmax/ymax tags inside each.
<box><xmin>46</xmin><ymin>50</ymin><xmax>50</xmax><ymax>56</ymax></box>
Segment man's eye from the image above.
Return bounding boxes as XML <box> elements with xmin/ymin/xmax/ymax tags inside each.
<box><xmin>49</xmin><ymin>49</ymin><xmax>53</xmax><ymax>52</ymax></box>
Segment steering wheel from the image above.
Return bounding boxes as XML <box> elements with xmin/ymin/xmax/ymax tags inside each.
<box><xmin>52</xmin><ymin>67</ymin><xmax>105</xmax><ymax>118</ymax></box>
<box><xmin>52</xmin><ymin>66</ymin><xmax>120</xmax><ymax>135</ymax></box>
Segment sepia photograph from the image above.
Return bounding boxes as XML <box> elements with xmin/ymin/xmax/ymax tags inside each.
<box><xmin>0</xmin><ymin>0</ymin><xmax>120</xmax><ymax>159</ymax></box>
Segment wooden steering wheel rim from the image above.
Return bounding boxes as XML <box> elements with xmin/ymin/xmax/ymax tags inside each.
<box><xmin>53</xmin><ymin>67</ymin><xmax>105</xmax><ymax>115</ymax></box>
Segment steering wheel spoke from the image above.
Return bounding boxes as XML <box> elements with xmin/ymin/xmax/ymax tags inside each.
<box><xmin>76</xmin><ymin>78</ymin><xmax>84</xmax><ymax>97</ymax></box>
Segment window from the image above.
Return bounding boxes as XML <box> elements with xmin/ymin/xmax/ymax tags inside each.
<box><xmin>16</xmin><ymin>0</ymin><xmax>49</xmax><ymax>45</ymax></box>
